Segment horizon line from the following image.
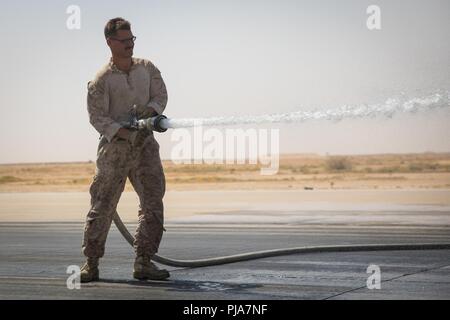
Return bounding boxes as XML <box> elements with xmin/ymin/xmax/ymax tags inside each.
<box><xmin>1</xmin><ymin>151</ymin><xmax>450</xmax><ymax>166</ymax></box>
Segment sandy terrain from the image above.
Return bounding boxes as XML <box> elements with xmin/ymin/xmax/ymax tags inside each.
<box><xmin>0</xmin><ymin>153</ymin><xmax>449</xmax><ymax>192</ymax></box>
<box><xmin>1</xmin><ymin>155</ymin><xmax>449</xmax><ymax>300</ymax></box>
<box><xmin>0</xmin><ymin>189</ymin><xmax>449</xmax><ymax>222</ymax></box>
<box><xmin>1</xmin><ymin>153</ymin><xmax>449</xmax><ymax>222</ymax></box>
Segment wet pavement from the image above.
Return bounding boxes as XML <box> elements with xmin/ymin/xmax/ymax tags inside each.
<box><xmin>1</xmin><ymin>221</ymin><xmax>449</xmax><ymax>299</ymax></box>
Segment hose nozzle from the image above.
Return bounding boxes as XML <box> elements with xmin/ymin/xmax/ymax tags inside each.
<box><xmin>138</xmin><ymin>115</ymin><xmax>168</xmax><ymax>132</ymax></box>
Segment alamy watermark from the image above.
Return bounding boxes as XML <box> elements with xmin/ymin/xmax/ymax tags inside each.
<box><xmin>66</xmin><ymin>5</ymin><xmax>81</xmax><ymax>30</ymax></box>
<box><xmin>66</xmin><ymin>265</ymin><xmax>81</xmax><ymax>290</ymax></box>
<box><xmin>170</xmin><ymin>122</ymin><xmax>279</xmax><ymax>175</ymax></box>
<box><xmin>366</xmin><ymin>264</ymin><xmax>381</xmax><ymax>289</ymax></box>
<box><xmin>366</xmin><ymin>5</ymin><xmax>381</xmax><ymax>30</ymax></box>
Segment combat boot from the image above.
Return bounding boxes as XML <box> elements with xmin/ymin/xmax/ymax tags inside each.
<box><xmin>80</xmin><ymin>257</ymin><xmax>99</xmax><ymax>283</ymax></box>
<box><xmin>133</xmin><ymin>255</ymin><xmax>170</xmax><ymax>280</ymax></box>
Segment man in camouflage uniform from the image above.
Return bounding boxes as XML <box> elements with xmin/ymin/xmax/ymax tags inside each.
<box><xmin>81</xmin><ymin>17</ymin><xmax>169</xmax><ymax>282</ymax></box>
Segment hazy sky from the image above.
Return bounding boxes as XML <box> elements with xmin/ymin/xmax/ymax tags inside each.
<box><xmin>0</xmin><ymin>0</ymin><xmax>449</xmax><ymax>164</ymax></box>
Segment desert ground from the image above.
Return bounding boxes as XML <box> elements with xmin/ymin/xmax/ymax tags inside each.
<box><xmin>1</xmin><ymin>152</ymin><xmax>449</xmax><ymax>223</ymax></box>
<box><xmin>1</xmin><ymin>152</ymin><xmax>449</xmax><ymax>193</ymax></box>
<box><xmin>1</xmin><ymin>153</ymin><xmax>449</xmax><ymax>299</ymax></box>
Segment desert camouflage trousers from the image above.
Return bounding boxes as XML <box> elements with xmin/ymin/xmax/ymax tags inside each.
<box><xmin>82</xmin><ymin>131</ymin><xmax>165</xmax><ymax>258</ymax></box>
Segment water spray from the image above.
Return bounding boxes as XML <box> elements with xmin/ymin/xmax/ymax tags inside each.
<box><xmin>135</xmin><ymin>91</ymin><xmax>449</xmax><ymax>132</ymax></box>
<box><xmin>161</xmin><ymin>91</ymin><xmax>450</xmax><ymax>129</ymax></box>
<box><xmin>114</xmin><ymin>91</ymin><xmax>450</xmax><ymax>268</ymax></box>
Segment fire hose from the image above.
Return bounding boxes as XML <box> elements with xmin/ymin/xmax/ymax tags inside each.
<box><xmin>112</xmin><ymin>114</ymin><xmax>450</xmax><ymax>268</ymax></box>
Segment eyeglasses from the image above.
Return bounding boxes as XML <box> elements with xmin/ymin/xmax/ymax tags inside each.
<box><xmin>109</xmin><ymin>36</ymin><xmax>136</xmax><ymax>44</ymax></box>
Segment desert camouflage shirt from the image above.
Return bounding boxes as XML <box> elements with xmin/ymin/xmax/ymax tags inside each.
<box><xmin>87</xmin><ymin>57</ymin><xmax>168</xmax><ymax>142</ymax></box>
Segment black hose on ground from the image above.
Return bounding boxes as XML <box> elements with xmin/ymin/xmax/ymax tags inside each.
<box><xmin>113</xmin><ymin>212</ymin><xmax>450</xmax><ymax>268</ymax></box>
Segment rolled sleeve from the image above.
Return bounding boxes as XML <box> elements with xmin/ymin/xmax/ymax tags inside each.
<box><xmin>87</xmin><ymin>80</ymin><xmax>121</xmax><ymax>142</ymax></box>
<box><xmin>146</xmin><ymin>65</ymin><xmax>168</xmax><ymax>115</ymax></box>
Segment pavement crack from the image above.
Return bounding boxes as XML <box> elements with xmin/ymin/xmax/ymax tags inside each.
<box><xmin>323</xmin><ymin>263</ymin><xmax>450</xmax><ymax>300</ymax></box>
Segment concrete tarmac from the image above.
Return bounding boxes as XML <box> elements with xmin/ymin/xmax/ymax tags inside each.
<box><xmin>1</xmin><ymin>221</ymin><xmax>449</xmax><ymax>299</ymax></box>
<box><xmin>1</xmin><ymin>190</ymin><xmax>449</xmax><ymax>299</ymax></box>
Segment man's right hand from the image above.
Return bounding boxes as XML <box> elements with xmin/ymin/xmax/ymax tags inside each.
<box><xmin>131</xmin><ymin>104</ymin><xmax>158</xmax><ymax>119</ymax></box>
<box><xmin>116</xmin><ymin>128</ymin><xmax>131</xmax><ymax>140</ymax></box>
<box><xmin>115</xmin><ymin>128</ymin><xmax>138</xmax><ymax>145</ymax></box>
